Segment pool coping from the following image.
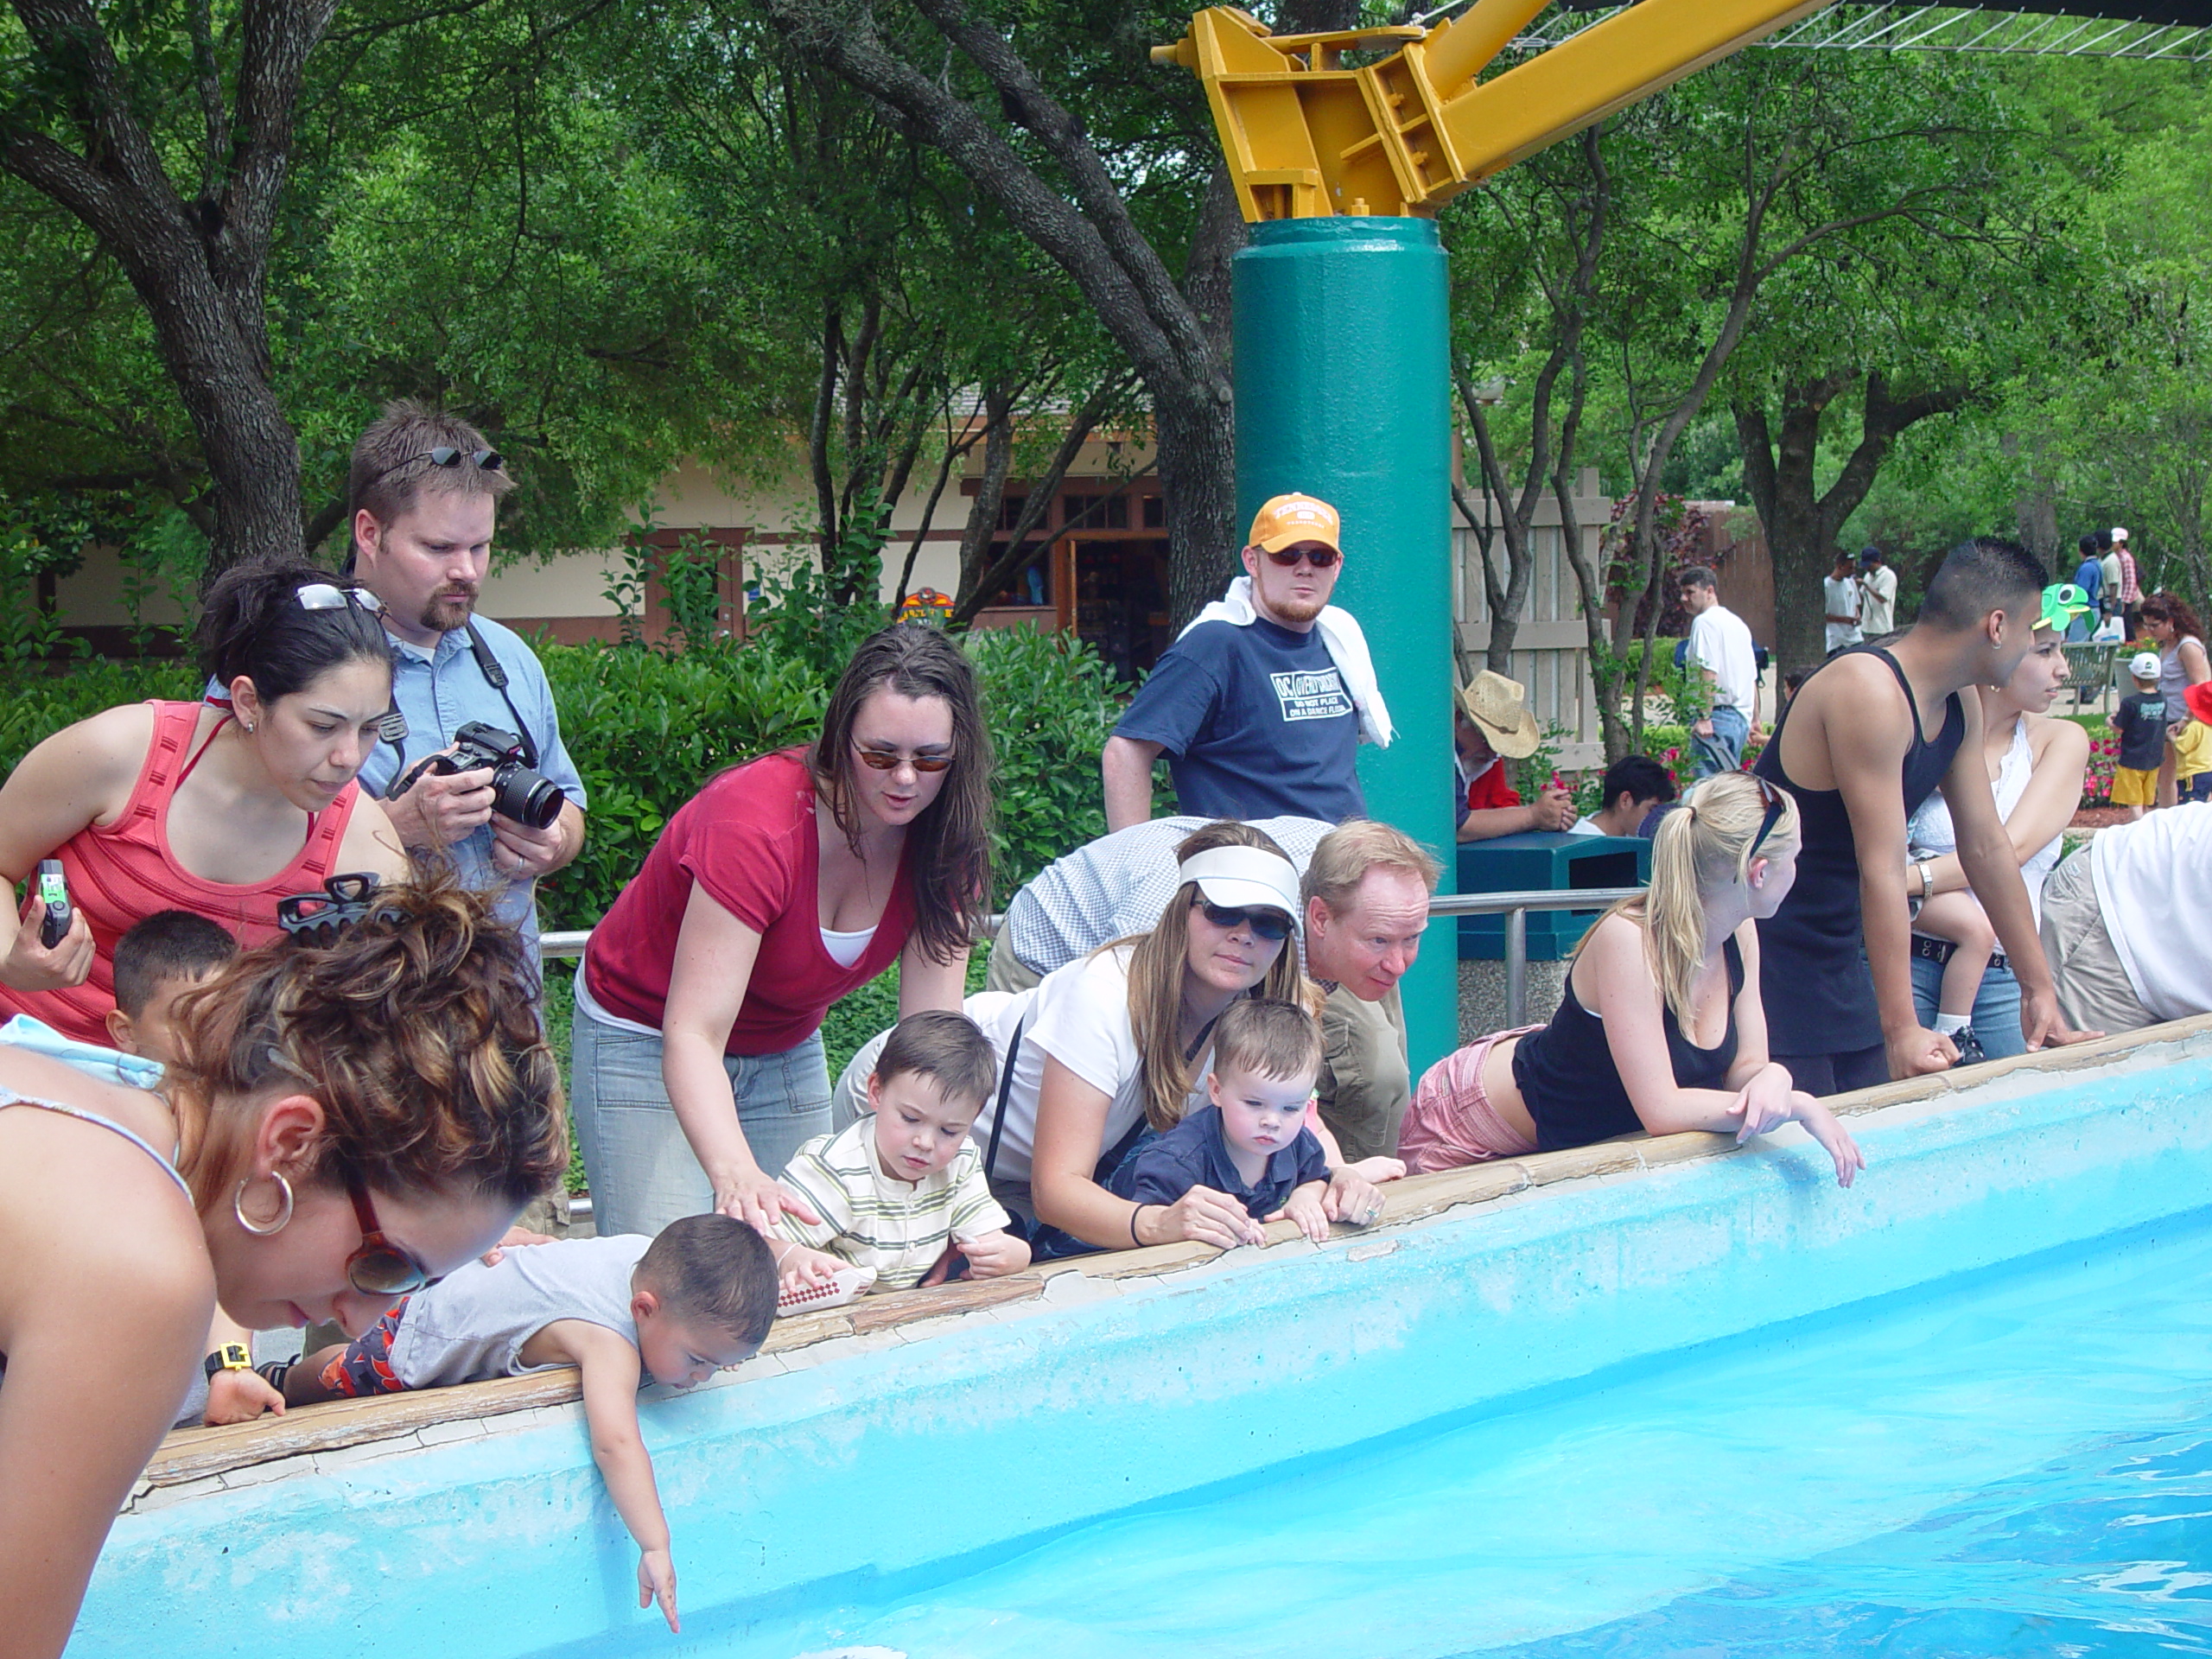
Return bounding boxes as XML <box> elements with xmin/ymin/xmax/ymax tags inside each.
<box><xmin>131</xmin><ymin>1012</ymin><xmax>2212</xmax><ymax>1507</ymax></box>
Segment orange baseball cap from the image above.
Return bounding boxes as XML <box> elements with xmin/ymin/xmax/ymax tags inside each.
<box><xmin>1248</xmin><ymin>493</ymin><xmax>1342</xmax><ymax>555</ymax></box>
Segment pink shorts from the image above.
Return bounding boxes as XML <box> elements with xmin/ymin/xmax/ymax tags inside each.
<box><xmin>1398</xmin><ymin>1026</ymin><xmax>1542</xmax><ymax>1173</ymax></box>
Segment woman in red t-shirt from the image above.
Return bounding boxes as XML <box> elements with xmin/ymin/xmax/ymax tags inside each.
<box><xmin>574</xmin><ymin>625</ymin><xmax>993</xmax><ymax>1236</ymax></box>
<box><xmin>0</xmin><ymin>560</ymin><xmax>408</xmax><ymax>1043</ymax></box>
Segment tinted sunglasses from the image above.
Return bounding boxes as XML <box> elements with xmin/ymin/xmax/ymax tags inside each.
<box><xmin>366</xmin><ymin>446</ymin><xmax>505</xmax><ymax>488</ymax></box>
<box><xmin>276</xmin><ymin>873</ymin><xmax>391</xmax><ymax>942</ymax></box>
<box><xmin>1746</xmin><ymin>775</ymin><xmax>1788</xmax><ymax>861</ymax></box>
<box><xmin>1262</xmin><ymin>545</ymin><xmax>1339</xmax><ymax>569</ymax></box>
<box><xmin>1195</xmin><ymin>899</ymin><xmax>1293</xmax><ymax>941</ymax></box>
<box><xmin>345</xmin><ymin>1176</ymin><xmax>439</xmax><ymax>1296</ymax></box>
<box><xmin>296</xmin><ymin>582</ymin><xmax>383</xmax><ymax>614</ymax></box>
<box><xmin>853</xmin><ymin>743</ymin><xmax>954</xmax><ymax>773</ymax></box>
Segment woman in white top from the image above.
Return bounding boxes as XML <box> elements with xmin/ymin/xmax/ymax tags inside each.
<box><xmin>831</xmin><ymin>822</ymin><xmax>1395</xmax><ymax>1254</ymax></box>
<box><xmin>1904</xmin><ymin>596</ymin><xmax>2092</xmax><ymax>1060</ymax></box>
<box><xmin>2141</xmin><ymin>593</ymin><xmax>2212</xmax><ymax>808</ymax></box>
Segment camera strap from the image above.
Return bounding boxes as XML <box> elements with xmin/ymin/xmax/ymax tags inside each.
<box><xmin>464</xmin><ymin>620</ymin><xmax>540</xmax><ymax>769</ymax></box>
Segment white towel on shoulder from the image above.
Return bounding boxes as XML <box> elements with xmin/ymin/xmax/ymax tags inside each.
<box><xmin>1181</xmin><ymin>575</ymin><xmax>1394</xmax><ymax>747</ymax></box>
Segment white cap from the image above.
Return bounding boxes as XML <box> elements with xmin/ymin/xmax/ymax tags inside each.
<box><xmin>2132</xmin><ymin>651</ymin><xmax>2163</xmax><ymax>680</ymax></box>
<box><xmin>2113</xmin><ymin>526</ymin><xmax>2130</xmax><ymax>542</ymax></box>
<box><xmin>1177</xmin><ymin>846</ymin><xmax>1302</xmax><ymax>926</ymax></box>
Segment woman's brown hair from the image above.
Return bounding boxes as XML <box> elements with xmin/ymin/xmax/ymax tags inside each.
<box><xmin>808</xmin><ymin>625</ymin><xmax>995</xmax><ymax>965</ymax></box>
<box><xmin>2143</xmin><ymin>591</ymin><xmax>2205</xmax><ymax>645</ymax></box>
<box><xmin>1118</xmin><ymin>822</ymin><xmax>1317</xmax><ymax>1132</ymax></box>
<box><xmin>168</xmin><ymin>872</ymin><xmax>569</xmax><ymax>1215</ymax></box>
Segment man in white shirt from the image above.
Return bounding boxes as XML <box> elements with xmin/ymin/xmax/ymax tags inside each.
<box><xmin>1857</xmin><ymin>546</ymin><xmax>1898</xmax><ymax>637</ymax></box>
<box><xmin>1676</xmin><ymin>565</ymin><xmax>1759</xmax><ymax>777</ymax></box>
<box><xmin>1824</xmin><ymin>552</ymin><xmax>1865</xmax><ymax>657</ymax></box>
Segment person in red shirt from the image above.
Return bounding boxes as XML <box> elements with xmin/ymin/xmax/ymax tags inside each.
<box><xmin>573</xmin><ymin>626</ymin><xmax>994</xmax><ymax>1238</ymax></box>
<box><xmin>1454</xmin><ymin>671</ymin><xmax>1574</xmax><ymax>841</ymax></box>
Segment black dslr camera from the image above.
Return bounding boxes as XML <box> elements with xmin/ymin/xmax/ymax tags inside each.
<box><xmin>397</xmin><ymin>721</ymin><xmax>565</xmax><ymax>830</ymax></box>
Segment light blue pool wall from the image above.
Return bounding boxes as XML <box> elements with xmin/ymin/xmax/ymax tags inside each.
<box><xmin>76</xmin><ymin>1039</ymin><xmax>2212</xmax><ymax>1659</ymax></box>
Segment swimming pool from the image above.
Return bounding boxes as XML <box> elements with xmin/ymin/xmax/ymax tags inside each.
<box><xmin>76</xmin><ymin>1027</ymin><xmax>2212</xmax><ymax>1659</ymax></box>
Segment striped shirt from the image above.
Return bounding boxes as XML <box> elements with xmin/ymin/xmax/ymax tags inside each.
<box><xmin>775</xmin><ymin>1116</ymin><xmax>1010</xmax><ymax>1290</ymax></box>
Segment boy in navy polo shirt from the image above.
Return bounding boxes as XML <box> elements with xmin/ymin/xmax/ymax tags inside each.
<box><xmin>1111</xmin><ymin>997</ymin><xmax>1333</xmax><ymax>1243</ymax></box>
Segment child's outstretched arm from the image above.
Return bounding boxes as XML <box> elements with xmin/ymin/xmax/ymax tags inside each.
<box><xmin>532</xmin><ymin>1320</ymin><xmax>681</xmax><ymax>1634</ymax></box>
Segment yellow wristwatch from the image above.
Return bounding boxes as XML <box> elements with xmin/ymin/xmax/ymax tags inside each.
<box><xmin>203</xmin><ymin>1341</ymin><xmax>252</xmax><ymax>1380</ymax></box>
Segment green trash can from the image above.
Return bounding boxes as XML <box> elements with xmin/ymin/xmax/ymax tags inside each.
<box><xmin>1456</xmin><ymin>832</ymin><xmax>1652</xmax><ymax>961</ymax></box>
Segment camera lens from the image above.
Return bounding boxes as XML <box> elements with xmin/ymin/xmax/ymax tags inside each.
<box><xmin>494</xmin><ymin>762</ymin><xmax>565</xmax><ymax>830</ymax></box>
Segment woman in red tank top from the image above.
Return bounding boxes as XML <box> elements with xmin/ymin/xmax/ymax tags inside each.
<box><xmin>0</xmin><ymin>559</ymin><xmax>409</xmax><ymax>1043</ymax></box>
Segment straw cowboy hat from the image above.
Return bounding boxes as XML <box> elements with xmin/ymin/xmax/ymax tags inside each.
<box><xmin>1457</xmin><ymin>670</ymin><xmax>1540</xmax><ymax>760</ymax></box>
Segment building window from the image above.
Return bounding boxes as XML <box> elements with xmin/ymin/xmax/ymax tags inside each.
<box><xmin>1141</xmin><ymin>494</ymin><xmax>1165</xmax><ymax>529</ymax></box>
<box><xmin>999</xmin><ymin>495</ymin><xmax>1028</xmax><ymax>531</ymax></box>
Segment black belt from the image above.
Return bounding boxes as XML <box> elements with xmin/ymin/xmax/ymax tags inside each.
<box><xmin>1910</xmin><ymin>932</ymin><xmax>2008</xmax><ymax>976</ymax></box>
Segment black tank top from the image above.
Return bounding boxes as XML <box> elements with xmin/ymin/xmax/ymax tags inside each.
<box><xmin>1751</xmin><ymin>645</ymin><xmax>1964</xmax><ymax>1054</ymax></box>
<box><xmin>1514</xmin><ymin>935</ymin><xmax>1745</xmax><ymax>1153</ymax></box>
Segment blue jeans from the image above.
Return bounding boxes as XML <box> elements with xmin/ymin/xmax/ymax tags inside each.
<box><xmin>1908</xmin><ymin>951</ymin><xmax>2025</xmax><ymax>1060</ymax></box>
<box><xmin>1689</xmin><ymin>704</ymin><xmax>1748</xmax><ymax>778</ymax></box>
<box><xmin>570</xmin><ymin>1006</ymin><xmax>833</xmax><ymax>1237</ymax></box>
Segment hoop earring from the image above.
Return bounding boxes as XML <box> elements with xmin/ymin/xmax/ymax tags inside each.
<box><xmin>232</xmin><ymin>1171</ymin><xmax>295</xmax><ymax>1236</ymax></box>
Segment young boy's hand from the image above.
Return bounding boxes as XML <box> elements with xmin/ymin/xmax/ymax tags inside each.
<box><xmin>772</xmin><ymin>1243</ymin><xmax>843</xmax><ymax>1291</ymax></box>
<box><xmin>204</xmin><ymin>1365</ymin><xmax>286</xmax><ymax>1426</ymax></box>
<box><xmin>637</xmin><ymin>1545</ymin><xmax>680</xmax><ymax>1633</ymax></box>
<box><xmin>1279</xmin><ymin>1182</ymin><xmax>1331</xmax><ymax>1243</ymax></box>
<box><xmin>955</xmin><ymin>1228</ymin><xmax>1033</xmax><ymax>1279</ymax></box>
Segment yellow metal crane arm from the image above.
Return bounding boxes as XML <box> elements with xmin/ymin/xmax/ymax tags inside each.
<box><xmin>1154</xmin><ymin>0</ymin><xmax>1834</xmax><ymax>221</ymax></box>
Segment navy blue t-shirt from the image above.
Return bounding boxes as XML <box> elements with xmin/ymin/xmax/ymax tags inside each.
<box><xmin>2115</xmin><ymin>690</ymin><xmax>2171</xmax><ymax>772</ymax></box>
<box><xmin>1113</xmin><ymin>617</ymin><xmax>1363</xmax><ymax>822</ymax></box>
<box><xmin>1109</xmin><ymin>1104</ymin><xmax>1331</xmax><ymax>1220</ymax></box>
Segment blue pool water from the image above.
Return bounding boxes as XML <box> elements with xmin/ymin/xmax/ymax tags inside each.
<box><xmin>740</xmin><ymin>1212</ymin><xmax>2212</xmax><ymax>1659</ymax></box>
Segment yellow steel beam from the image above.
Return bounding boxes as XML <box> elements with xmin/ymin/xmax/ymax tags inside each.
<box><xmin>1154</xmin><ymin>0</ymin><xmax>1840</xmax><ymax>220</ymax></box>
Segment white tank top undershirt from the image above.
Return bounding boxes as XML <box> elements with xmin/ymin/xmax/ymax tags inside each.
<box><xmin>820</xmin><ymin>925</ymin><xmax>877</xmax><ymax>969</ymax></box>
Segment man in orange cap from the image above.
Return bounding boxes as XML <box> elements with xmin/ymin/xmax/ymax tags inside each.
<box><xmin>1103</xmin><ymin>493</ymin><xmax>1392</xmax><ymax>830</ymax></box>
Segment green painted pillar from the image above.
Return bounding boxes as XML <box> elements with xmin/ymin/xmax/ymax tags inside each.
<box><xmin>1232</xmin><ymin>216</ymin><xmax>1457</xmax><ymax>1075</ymax></box>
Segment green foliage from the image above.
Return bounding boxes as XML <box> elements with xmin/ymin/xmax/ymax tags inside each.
<box><xmin>967</xmin><ymin>626</ymin><xmax>1124</xmax><ymax>904</ymax></box>
<box><xmin>0</xmin><ymin>658</ymin><xmax>200</xmax><ymax>778</ymax></box>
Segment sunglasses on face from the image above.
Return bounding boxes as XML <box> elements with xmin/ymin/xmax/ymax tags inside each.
<box><xmin>852</xmin><ymin>743</ymin><xmax>954</xmax><ymax>773</ymax></box>
<box><xmin>296</xmin><ymin>582</ymin><xmax>384</xmax><ymax>614</ymax></box>
<box><xmin>1194</xmin><ymin>899</ymin><xmax>1293</xmax><ymax>942</ymax></box>
<box><xmin>1262</xmin><ymin>545</ymin><xmax>1340</xmax><ymax>569</ymax></box>
<box><xmin>345</xmin><ymin>1177</ymin><xmax>439</xmax><ymax>1296</ymax></box>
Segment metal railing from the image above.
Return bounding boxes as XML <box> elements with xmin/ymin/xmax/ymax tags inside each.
<box><xmin>1428</xmin><ymin>887</ymin><xmax>1643</xmax><ymax>1026</ymax></box>
<box><xmin>543</xmin><ymin>887</ymin><xmax>1645</xmax><ymax>1027</ymax></box>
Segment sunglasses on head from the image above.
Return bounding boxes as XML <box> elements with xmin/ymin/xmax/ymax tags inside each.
<box><xmin>276</xmin><ymin>873</ymin><xmax>393</xmax><ymax>942</ymax></box>
<box><xmin>1262</xmin><ymin>544</ymin><xmax>1339</xmax><ymax>569</ymax></box>
<box><xmin>366</xmin><ymin>446</ymin><xmax>505</xmax><ymax>489</ymax></box>
<box><xmin>1746</xmin><ymin>775</ymin><xmax>1788</xmax><ymax>861</ymax></box>
<box><xmin>296</xmin><ymin>582</ymin><xmax>384</xmax><ymax>615</ymax></box>
<box><xmin>852</xmin><ymin>742</ymin><xmax>954</xmax><ymax>773</ymax></box>
<box><xmin>1194</xmin><ymin>899</ymin><xmax>1293</xmax><ymax>941</ymax></box>
<box><xmin>345</xmin><ymin>1176</ymin><xmax>439</xmax><ymax>1296</ymax></box>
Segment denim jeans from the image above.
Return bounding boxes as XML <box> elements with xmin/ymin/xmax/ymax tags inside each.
<box><xmin>1907</xmin><ymin>951</ymin><xmax>2025</xmax><ymax>1061</ymax></box>
<box><xmin>570</xmin><ymin>1006</ymin><xmax>832</xmax><ymax>1237</ymax></box>
<box><xmin>1689</xmin><ymin>703</ymin><xmax>1748</xmax><ymax>778</ymax></box>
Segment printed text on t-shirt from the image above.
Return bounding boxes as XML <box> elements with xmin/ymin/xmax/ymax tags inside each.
<box><xmin>1271</xmin><ymin>668</ymin><xmax>1354</xmax><ymax>723</ymax></box>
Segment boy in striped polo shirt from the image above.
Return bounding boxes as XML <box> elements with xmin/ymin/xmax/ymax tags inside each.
<box><xmin>772</xmin><ymin>1010</ymin><xmax>1030</xmax><ymax>1302</ymax></box>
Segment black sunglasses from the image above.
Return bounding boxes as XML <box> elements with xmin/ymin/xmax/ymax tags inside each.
<box><xmin>1194</xmin><ymin>899</ymin><xmax>1293</xmax><ymax>942</ymax></box>
<box><xmin>1262</xmin><ymin>545</ymin><xmax>1339</xmax><ymax>569</ymax></box>
<box><xmin>276</xmin><ymin>873</ymin><xmax>392</xmax><ymax>942</ymax></box>
<box><xmin>1746</xmin><ymin>775</ymin><xmax>1788</xmax><ymax>861</ymax></box>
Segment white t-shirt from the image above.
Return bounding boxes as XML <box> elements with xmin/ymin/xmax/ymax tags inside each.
<box><xmin>1567</xmin><ymin>817</ymin><xmax>1604</xmax><ymax>837</ymax></box>
<box><xmin>1858</xmin><ymin>564</ymin><xmax>1898</xmax><ymax>636</ymax></box>
<box><xmin>1686</xmin><ymin>604</ymin><xmax>1758</xmax><ymax>714</ymax></box>
<box><xmin>2091</xmin><ymin>804</ymin><xmax>2212</xmax><ymax>1021</ymax></box>
<box><xmin>969</xmin><ymin>944</ymin><xmax>1165</xmax><ymax>1189</ymax></box>
<box><xmin>1823</xmin><ymin>575</ymin><xmax>1863</xmax><ymax>654</ymax></box>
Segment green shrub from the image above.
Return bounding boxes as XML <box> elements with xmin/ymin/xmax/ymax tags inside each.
<box><xmin>0</xmin><ymin>659</ymin><xmax>201</xmax><ymax>777</ymax></box>
<box><xmin>966</xmin><ymin>626</ymin><xmax>1124</xmax><ymax>905</ymax></box>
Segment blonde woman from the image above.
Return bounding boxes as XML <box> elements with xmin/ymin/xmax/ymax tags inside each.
<box><xmin>828</xmin><ymin>822</ymin><xmax>1396</xmax><ymax>1258</ymax></box>
<box><xmin>1400</xmin><ymin>772</ymin><xmax>1863</xmax><ymax>1187</ymax></box>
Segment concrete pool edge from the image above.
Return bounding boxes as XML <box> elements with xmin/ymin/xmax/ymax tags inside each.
<box><xmin>83</xmin><ymin>1019</ymin><xmax>2212</xmax><ymax>1658</ymax></box>
<box><xmin>128</xmin><ymin>1012</ymin><xmax>2212</xmax><ymax>1503</ymax></box>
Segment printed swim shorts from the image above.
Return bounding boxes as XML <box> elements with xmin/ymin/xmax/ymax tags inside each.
<box><xmin>318</xmin><ymin>1296</ymin><xmax>414</xmax><ymax>1396</ymax></box>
